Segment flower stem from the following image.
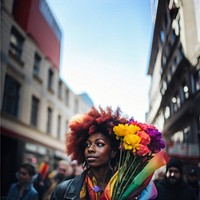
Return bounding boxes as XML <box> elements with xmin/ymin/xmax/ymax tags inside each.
<box><xmin>113</xmin><ymin>151</ymin><xmax>130</xmax><ymax>199</ymax></box>
<box><xmin>118</xmin><ymin>156</ymin><xmax>141</xmax><ymax>199</ymax></box>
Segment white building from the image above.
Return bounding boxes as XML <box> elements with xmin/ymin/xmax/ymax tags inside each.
<box><xmin>1</xmin><ymin>0</ymin><xmax>93</xmax><ymax>196</ymax></box>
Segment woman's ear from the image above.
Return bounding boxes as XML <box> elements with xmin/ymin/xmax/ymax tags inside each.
<box><xmin>111</xmin><ymin>151</ymin><xmax>116</xmax><ymax>158</ymax></box>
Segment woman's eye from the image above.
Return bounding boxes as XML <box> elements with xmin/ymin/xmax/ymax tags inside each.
<box><xmin>85</xmin><ymin>143</ymin><xmax>90</xmax><ymax>148</ymax></box>
<box><xmin>97</xmin><ymin>142</ymin><xmax>104</xmax><ymax>147</ymax></box>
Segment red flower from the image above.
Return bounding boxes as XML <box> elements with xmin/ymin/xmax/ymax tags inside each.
<box><xmin>137</xmin><ymin>144</ymin><xmax>150</xmax><ymax>156</ymax></box>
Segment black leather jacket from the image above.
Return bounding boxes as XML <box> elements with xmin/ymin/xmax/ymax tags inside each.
<box><xmin>50</xmin><ymin>170</ymin><xmax>87</xmax><ymax>200</ymax></box>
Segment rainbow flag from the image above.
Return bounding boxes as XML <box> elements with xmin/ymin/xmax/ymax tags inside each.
<box><xmin>101</xmin><ymin>150</ymin><xmax>169</xmax><ymax>200</ymax></box>
<box><xmin>38</xmin><ymin>161</ymin><xmax>49</xmax><ymax>180</ymax></box>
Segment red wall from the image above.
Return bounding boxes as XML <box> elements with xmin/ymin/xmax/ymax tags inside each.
<box><xmin>13</xmin><ymin>0</ymin><xmax>61</xmax><ymax>71</ymax></box>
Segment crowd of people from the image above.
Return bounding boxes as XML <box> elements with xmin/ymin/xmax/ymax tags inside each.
<box><xmin>5</xmin><ymin>106</ymin><xmax>200</xmax><ymax>200</ymax></box>
<box><xmin>6</xmin><ymin>159</ymin><xmax>83</xmax><ymax>200</ymax></box>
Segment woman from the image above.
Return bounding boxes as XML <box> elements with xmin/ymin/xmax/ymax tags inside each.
<box><xmin>51</xmin><ymin>106</ymin><xmax>157</xmax><ymax>200</ymax></box>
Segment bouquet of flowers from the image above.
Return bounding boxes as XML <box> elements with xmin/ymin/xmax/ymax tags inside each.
<box><xmin>102</xmin><ymin>119</ymin><xmax>169</xmax><ymax>200</ymax></box>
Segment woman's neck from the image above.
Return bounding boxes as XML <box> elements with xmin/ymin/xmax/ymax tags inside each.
<box><xmin>90</xmin><ymin>166</ymin><xmax>112</xmax><ymax>187</ymax></box>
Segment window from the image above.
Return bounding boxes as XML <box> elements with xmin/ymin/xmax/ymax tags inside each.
<box><xmin>169</xmin><ymin>31</ymin><xmax>176</xmax><ymax>48</ymax></box>
<box><xmin>2</xmin><ymin>75</ymin><xmax>20</xmax><ymax>117</ymax></box>
<box><xmin>172</xmin><ymin>91</ymin><xmax>181</xmax><ymax>113</ymax></box>
<box><xmin>58</xmin><ymin>80</ymin><xmax>62</xmax><ymax>98</ymax></box>
<box><xmin>162</xmin><ymin>55</ymin><xmax>167</xmax><ymax>67</ymax></box>
<box><xmin>47</xmin><ymin>107</ymin><xmax>52</xmax><ymax>134</ymax></box>
<box><xmin>31</xmin><ymin>96</ymin><xmax>39</xmax><ymax>126</ymax></box>
<box><xmin>160</xmin><ymin>30</ymin><xmax>165</xmax><ymax>44</ymax></box>
<box><xmin>171</xmin><ymin>96</ymin><xmax>178</xmax><ymax>113</ymax></box>
<box><xmin>171</xmin><ymin>131</ymin><xmax>184</xmax><ymax>143</ymax></box>
<box><xmin>181</xmin><ymin>82</ymin><xmax>189</xmax><ymax>101</ymax></box>
<box><xmin>161</xmin><ymin>80</ymin><xmax>167</xmax><ymax>95</ymax></box>
<box><xmin>176</xmin><ymin>92</ymin><xmax>181</xmax><ymax>109</ymax></box>
<box><xmin>65</xmin><ymin>88</ymin><xmax>69</xmax><ymax>105</ymax></box>
<box><xmin>9</xmin><ymin>27</ymin><xmax>24</xmax><ymax>59</ymax></box>
<box><xmin>194</xmin><ymin>70</ymin><xmax>200</xmax><ymax>92</ymax></box>
<box><xmin>57</xmin><ymin>115</ymin><xmax>61</xmax><ymax>139</ymax></box>
<box><xmin>164</xmin><ymin>13</ymin><xmax>168</xmax><ymax>28</ymax></box>
<box><xmin>164</xmin><ymin>106</ymin><xmax>170</xmax><ymax>119</ymax></box>
<box><xmin>48</xmin><ymin>69</ymin><xmax>54</xmax><ymax>90</ymax></box>
<box><xmin>183</xmin><ymin>126</ymin><xmax>191</xmax><ymax>143</ymax></box>
<box><xmin>177</xmin><ymin>45</ymin><xmax>183</xmax><ymax>64</ymax></box>
<box><xmin>33</xmin><ymin>53</ymin><xmax>41</xmax><ymax>76</ymax></box>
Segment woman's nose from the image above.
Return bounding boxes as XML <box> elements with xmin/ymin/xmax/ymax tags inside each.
<box><xmin>88</xmin><ymin>143</ymin><xmax>95</xmax><ymax>152</ymax></box>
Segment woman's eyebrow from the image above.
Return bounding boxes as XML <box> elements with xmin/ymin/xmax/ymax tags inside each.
<box><xmin>95</xmin><ymin>138</ymin><xmax>107</xmax><ymax>142</ymax></box>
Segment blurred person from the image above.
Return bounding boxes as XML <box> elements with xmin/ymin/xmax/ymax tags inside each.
<box><xmin>155</xmin><ymin>157</ymin><xmax>197</xmax><ymax>200</ymax></box>
<box><xmin>187</xmin><ymin>168</ymin><xmax>200</xmax><ymax>199</ymax></box>
<box><xmin>42</xmin><ymin>159</ymin><xmax>71</xmax><ymax>200</ymax></box>
<box><xmin>7</xmin><ymin>163</ymin><xmax>38</xmax><ymax>200</ymax></box>
<box><xmin>74</xmin><ymin>164</ymin><xmax>84</xmax><ymax>176</ymax></box>
<box><xmin>70</xmin><ymin>160</ymin><xmax>83</xmax><ymax>177</ymax></box>
<box><xmin>33</xmin><ymin>161</ymin><xmax>50</xmax><ymax>200</ymax></box>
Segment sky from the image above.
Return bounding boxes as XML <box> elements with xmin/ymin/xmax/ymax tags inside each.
<box><xmin>46</xmin><ymin>0</ymin><xmax>154</xmax><ymax>122</ymax></box>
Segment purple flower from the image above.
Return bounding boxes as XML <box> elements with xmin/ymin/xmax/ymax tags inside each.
<box><xmin>128</xmin><ymin>118</ymin><xmax>135</xmax><ymax>125</ymax></box>
<box><xmin>147</xmin><ymin>128</ymin><xmax>165</xmax><ymax>153</ymax></box>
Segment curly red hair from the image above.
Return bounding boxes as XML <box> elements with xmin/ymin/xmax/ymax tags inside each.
<box><xmin>66</xmin><ymin>106</ymin><xmax>128</xmax><ymax>165</ymax></box>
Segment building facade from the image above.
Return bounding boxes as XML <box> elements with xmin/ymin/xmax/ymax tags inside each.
<box><xmin>0</xmin><ymin>0</ymin><xmax>93</xmax><ymax>196</ymax></box>
<box><xmin>147</xmin><ymin>0</ymin><xmax>200</xmax><ymax>171</ymax></box>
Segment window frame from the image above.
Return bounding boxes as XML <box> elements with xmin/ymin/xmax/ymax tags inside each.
<box><xmin>31</xmin><ymin>96</ymin><xmax>39</xmax><ymax>127</ymax></box>
<box><xmin>9</xmin><ymin>27</ymin><xmax>24</xmax><ymax>60</ymax></box>
<box><xmin>2</xmin><ymin>75</ymin><xmax>21</xmax><ymax>117</ymax></box>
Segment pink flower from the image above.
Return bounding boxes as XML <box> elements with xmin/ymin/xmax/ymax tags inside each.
<box><xmin>137</xmin><ymin>144</ymin><xmax>150</xmax><ymax>156</ymax></box>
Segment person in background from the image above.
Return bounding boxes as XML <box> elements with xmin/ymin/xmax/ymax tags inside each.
<box><xmin>154</xmin><ymin>157</ymin><xmax>197</xmax><ymax>200</ymax></box>
<box><xmin>33</xmin><ymin>161</ymin><xmax>50</xmax><ymax>200</ymax></box>
<box><xmin>70</xmin><ymin>160</ymin><xmax>83</xmax><ymax>178</ymax></box>
<box><xmin>187</xmin><ymin>168</ymin><xmax>200</xmax><ymax>199</ymax></box>
<box><xmin>7</xmin><ymin>163</ymin><xmax>38</xmax><ymax>200</ymax></box>
<box><xmin>42</xmin><ymin>159</ymin><xmax>71</xmax><ymax>200</ymax></box>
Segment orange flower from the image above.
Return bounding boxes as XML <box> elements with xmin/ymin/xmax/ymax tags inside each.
<box><xmin>137</xmin><ymin>130</ymin><xmax>151</xmax><ymax>145</ymax></box>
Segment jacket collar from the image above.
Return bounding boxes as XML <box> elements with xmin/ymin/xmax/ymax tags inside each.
<box><xmin>64</xmin><ymin>170</ymin><xmax>88</xmax><ymax>199</ymax></box>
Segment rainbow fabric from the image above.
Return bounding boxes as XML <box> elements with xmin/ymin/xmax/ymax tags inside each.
<box><xmin>80</xmin><ymin>175</ymin><xmax>104</xmax><ymax>200</ymax></box>
<box><xmin>101</xmin><ymin>150</ymin><xmax>169</xmax><ymax>200</ymax></box>
<box><xmin>38</xmin><ymin>161</ymin><xmax>49</xmax><ymax>180</ymax></box>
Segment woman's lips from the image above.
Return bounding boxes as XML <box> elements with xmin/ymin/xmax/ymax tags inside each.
<box><xmin>87</xmin><ymin>156</ymin><xmax>97</xmax><ymax>161</ymax></box>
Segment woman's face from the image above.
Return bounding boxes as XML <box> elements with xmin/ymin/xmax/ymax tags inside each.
<box><xmin>84</xmin><ymin>132</ymin><xmax>114</xmax><ymax>168</ymax></box>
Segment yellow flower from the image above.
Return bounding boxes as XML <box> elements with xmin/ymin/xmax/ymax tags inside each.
<box><xmin>128</xmin><ymin>124</ymin><xmax>141</xmax><ymax>134</ymax></box>
<box><xmin>113</xmin><ymin>124</ymin><xmax>128</xmax><ymax>139</ymax></box>
<box><xmin>113</xmin><ymin>124</ymin><xmax>141</xmax><ymax>139</ymax></box>
<box><xmin>123</xmin><ymin>134</ymin><xmax>141</xmax><ymax>152</ymax></box>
